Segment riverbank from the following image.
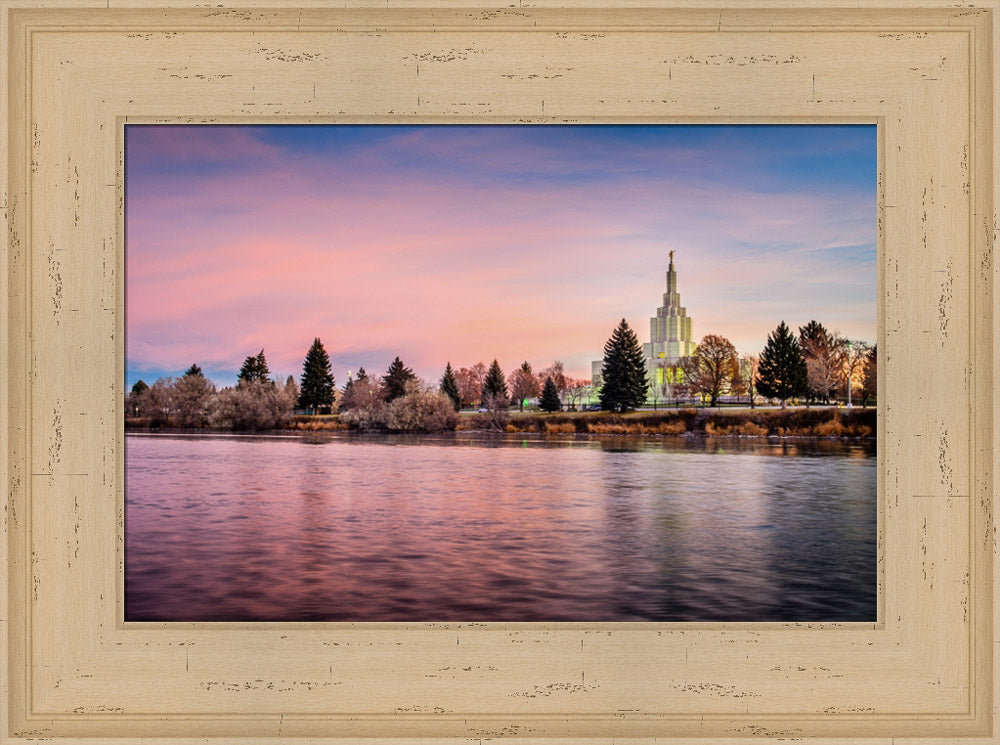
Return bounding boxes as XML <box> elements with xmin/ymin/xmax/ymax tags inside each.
<box><xmin>127</xmin><ymin>406</ymin><xmax>875</xmax><ymax>439</ymax></box>
<box><xmin>491</xmin><ymin>407</ymin><xmax>874</xmax><ymax>438</ymax></box>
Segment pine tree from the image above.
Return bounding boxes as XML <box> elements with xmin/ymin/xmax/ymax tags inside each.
<box><xmin>481</xmin><ymin>359</ymin><xmax>508</xmax><ymax>405</ymax></box>
<box><xmin>599</xmin><ymin>319</ymin><xmax>649</xmax><ymax>412</ymax></box>
<box><xmin>798</xmin><ymin>320</ymin><xmax>829</xmax><ymax>348</ymax></box>
<box><xmin>440</xmin><ymin>362</ymin><xmax>461</xmax><ymax>411</ymax></box>
<box><xmin>183</xmin><ymin>363</ymin><xmax>204</xmax><ymax>378</ymax></box>
<box><xmin>539</xmin><ymin>376</ymin><xmax>561</xmax><ymax>412</ymax></box>
<box><xmin>756</xmin><ymin>321</ymin><xmax>809</xmax><ymax>408</ymax></box>
<box><xmin>237</xmin><ymin>349</ymin><xmax>271</xmax><ymax>386</ymax></box>
<box><xmin>297</xmin><ymin>338</ymin><xmax>335</xmax><ymax>414</ymax></box>
<box><xmin>382</xmin><ymin>357</ymin><xmax>415</xmax><ymax>402</ymax></box>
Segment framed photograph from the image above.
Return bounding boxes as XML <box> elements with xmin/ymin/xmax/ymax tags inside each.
<box><xmin>2</xmin><ymin>2</ymin><xmax>997</xmax><ymax>742</ymax></box>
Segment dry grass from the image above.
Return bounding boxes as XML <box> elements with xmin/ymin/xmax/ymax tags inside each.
<box><xmin>543</xmin><ymin>421</ymin><xmax>577</xmax><ymax>434</ymax></box>
<box><xmin>735</xmin><ymin>421</ymin><xmax>769</xmax><ymax>436</ymax></box>
<box><xmin>653</xmin><ymin>420</ymin><xmax>688</xmax><ymax>435</ymax></box>
<box><xmin>813</xmin><ymin>418</ymin><xmax>846</xmax><ymax>437</ymax></box>
<box><xmin>287</xmin><ymin>417</ymin><xmax>349</xmax><ymax>431</ymax></box>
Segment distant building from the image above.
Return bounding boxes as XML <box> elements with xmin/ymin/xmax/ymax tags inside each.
<box><xmin>593</xmin><ymin>251</ymin><xmax>696</xmax><ymax>397</ymax></box>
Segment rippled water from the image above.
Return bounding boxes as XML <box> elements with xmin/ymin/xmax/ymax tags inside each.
<box><xmin>125</xmin><ymin>432</ymin><xmax>876</xmax><ymax>622</ymax></box>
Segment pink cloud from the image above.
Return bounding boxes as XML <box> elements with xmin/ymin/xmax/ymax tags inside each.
<box><xmin>127</xmin><ymin>129</ymin><xmax>875</xmax><ymax>384</ymax></box>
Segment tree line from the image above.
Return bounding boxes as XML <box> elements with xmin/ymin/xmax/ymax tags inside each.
<box><xmin>598</xmin><ymin>318</ymin><xmax>876</xmax><ymax>412</ymax></box>
<box><xmin>126</xmin><ymin>338</ymin><xmax>591</xmax><ymax>431</ymax></box>
<box><xmin>127</xmin><ymin>318</ymin><xmax>875</xmax><ymax>430</ymax></box>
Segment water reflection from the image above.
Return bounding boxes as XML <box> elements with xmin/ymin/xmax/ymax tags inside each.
<box><xmin>125</xmin><ymin>432</ymin><xmax>876</xmax><ymax>622</ymax></box>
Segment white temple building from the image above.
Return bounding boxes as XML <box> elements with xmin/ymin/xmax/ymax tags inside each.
<box><xmin>593</xmin><ymin>251</ymin><xmax>696</xmax><ymax>395</ymax></box>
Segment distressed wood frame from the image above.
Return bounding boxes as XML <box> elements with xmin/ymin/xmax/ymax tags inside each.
<box><xmin>1</xmin><ymin>1</ymin><xmax>997</xmax><ymax>742</ymax></box>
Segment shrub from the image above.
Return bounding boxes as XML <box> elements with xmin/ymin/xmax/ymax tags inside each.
<box><xmin>386</xmin><ymin>389</ymin><xmax>459</xmax><ymax>432</ymax></box>
<box><xmin>207</xmin><ymin>381</ymin><xmax>294</xmax><ymax>431</ymax></box>
<box><xmin>339</xmin><ymin>399</ymin><xmax>389</xmax><ymax>430</ymax></box>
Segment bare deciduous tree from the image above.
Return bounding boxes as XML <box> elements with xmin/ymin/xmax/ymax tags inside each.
<box><xmin>508</xmin><ymin>361</ymin><xmax>540</xmax><ymax>412</ymax></box>
<box><xmin>680</xmin><ymin>334</ymin><xmax>739</xmax><ymax>407</ymax></box>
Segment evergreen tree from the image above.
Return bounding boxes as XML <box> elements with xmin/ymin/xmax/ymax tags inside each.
<box><xmin>756</xmin><ymin>321</ymin><xmax>809</xmax><ymax>408</ymax></box>
<box><xmin>599</xmin><ymin>319</ymin><xmax>649</xmax><ymax>412</ymax></box>
<box><xmin>481</xmin><ymin>359</ymin><xmax>508</xmax><ymax>405</ymax></box>
<box><xmin>297</xmin><ymin>337</ymin><xmax>335</xmax><ymax>414</ymax></box>
<box><xmin>237</xmin><ymin>349</ymin><xmax>271</xmax><ymax>386</ymax></box>
<box><xmin>797</xmin><ymin>320</ymin><xmax>829</xmax><ymax>348</ymax></box>
<box><xmin>183</xmin><ymin>363</ymin><xmax>204</xmax><ymax>378</ymax></box>
<box><xmin>539</xmin><ymin>376</ymin><xmax>561</xmax><ymax>412</ymax></box>
<box><xmin>355</xmin><ymin>367</ymin><xmax>368</xmax><ymax>382</ymax></box>
<box><xmin>127</xmin><ymin>379</ymin><xmax>149</xmax><ymax>417</ymax></box>
<box><xmin>382</xmin><ymin>357</ymin><xmax>415</xmax><ymax>402</ymax></box>
<box><xmin>439</xmin><ymin>362</ymin><xmax>461</xmax><ymax>411</ymax></box>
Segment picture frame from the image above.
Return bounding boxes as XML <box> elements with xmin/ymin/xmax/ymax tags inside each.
<box><xmin>1</xmin><ymin>1</ymin><xmax>996</xmax><ymax>742</ymax></box>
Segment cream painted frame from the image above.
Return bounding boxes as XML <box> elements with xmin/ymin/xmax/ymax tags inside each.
<box><xmin>1</xmin><ymin>1</ymin><xmax>997</xmax><ymax>742</ymax></box>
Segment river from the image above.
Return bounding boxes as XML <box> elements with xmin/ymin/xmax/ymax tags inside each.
<box><xmin>125</xmin><ymin>432</ymin><xmax>876</xmax><ymax>623</ymax></box>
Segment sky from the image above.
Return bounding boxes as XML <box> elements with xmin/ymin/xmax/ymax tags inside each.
<box><xmin>125</xmin><ymin>124</ymin><xmax>876</xmax><ymax>389</ymax></box>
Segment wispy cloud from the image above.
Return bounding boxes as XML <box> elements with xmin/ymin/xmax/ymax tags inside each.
<box><xmin>126</xmin><ymin>124</ymin><xmax>876</xmax><ymax>387</ymax></box>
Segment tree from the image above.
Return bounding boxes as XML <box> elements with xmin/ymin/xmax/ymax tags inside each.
<box><xmin>386</xmin><ymin>379</ymin><xmax>459</xmax><ymax>432</ymax></box>
<box><xmin>538</xmin><ymin>361</ymin><xmax>567</xmax><ymax>395</ymax></box>
<box><xmin>649</xmin><ymin>362</ymin><xmax>668</xmax><ymax>410</ymax></box>
<box><xmin>599</xmin><ymin>319</ymin><xmax>649</xmax><ymax>412</ymax></box>
<box><xmin>861</xmin><ymin>345</ymin><xmax>877</xmax><ymax>407</ymax></box>
<box><xmin>681</xmin><ymin>334</ymin><xmax>738</xmax><ymax>407</ymax></box>
<box><xmin>339</xmin><ymin>375</ymin><xmax>385</xmax><ymax>414</ymax></box>
<box><xmin>173</xmin><ymin>371</ymin><xmax>215</xmax><ymax>428</ymax></box>
<box><xmin>738</xmin><ymin>355</ymin><xmax>759</xmax><ymax>408</ymax></box>
<box><xmin>297</xmin><ymin>338</ymin><xmax>335</xmax><ymax>414</ymax></box>
<box><xmin>798</xmin><ymin>321</ymin><xmax>846</xmax><ymax>404</ymax></box>
<box><xmin>138</xmin><ymin>377</ymin><xmax>176</xmax><ymax>427</ymax></box>
<box><xmin>126</xmin><ymin>379</ymin><xmax>149</xmax><ymax>417</ymax></box>
<box><xmin>564</xmin><ymin>377</ymin><xmax>591</xmax><ymax>410</ymax></box>
<box><xmin>481</xmin><ymin>359</ymin><xmax>509</xmax><ymax>407</ymax></box>
<box><xmin>660</xmin><ymin>362</ymin><xmax>686</xmax><ymax>406</ymax></box>
<box><xmin>207</xmin><ymin>381</ymin><xmax>294</xmax><ymax>431</ymax></box>
<box><xmin>237</xmin><ymin>349</ymin><xmax>271</xmax><ymax>386</ymax></box>
<box><xmin>454</xmin><ymin>366</ymin><xmax>481</xmax><ymax>408</ymax></box>
<box><xmin>508</xmin><ymin>361</ymin><xmax>539</xmax><ymax>412</ymax></box>
<box><xmin>756</xmin><ymin>321</ymin><xmax>809</xmax><ymax>408</ymax></box>
<box><xmin>728</xmin><ymin>359</ymin><xmax>748</xmax><ymax>402</ymax></box>
<box><xmin>382</xmin><ymin>356</ymin><xmax>416</xmax><ymax>402</ymax></box>
<box><xmin>841</xmin><ymin>340</ymin><xmax>872</xmax><ymax>407</ymax></box>
<box><xmin>539</xmin><ymin>376</ymin><xmax>561</xmax><ymax>412</ymax></box>
<box><xmin>284</xmin><ymin>375</ymin><xmax>300</xmax><ymax>406</ymax></box>
<box><xmin>439</xmin><ymin>362</ymin><xmax>461</xmax><ymax>411</ymax></box>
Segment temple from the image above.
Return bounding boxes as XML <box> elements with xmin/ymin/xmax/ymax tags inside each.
<box><xmin>643</xmin><ymin>250</ymin><xmax>696</xmax><ymax>365</ymax></box>
<box><xmin>593</xmin><ymin>251</ymin><xmax>696</xmax><ymax>396</ymax></box>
